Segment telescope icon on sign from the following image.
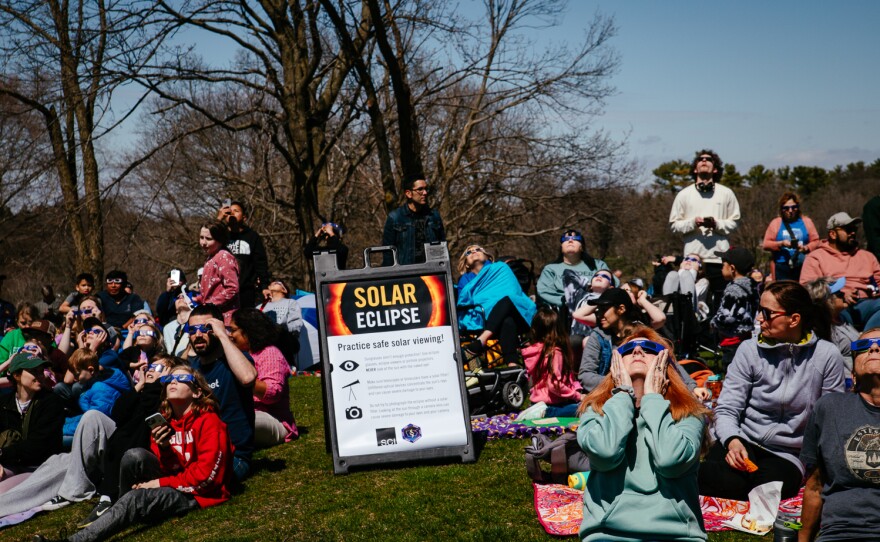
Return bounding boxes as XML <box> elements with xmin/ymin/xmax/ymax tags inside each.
<box><xmin>342</xmin><ymin>379</ymin><xmax>360</xmax><ymax>401</ymax></box>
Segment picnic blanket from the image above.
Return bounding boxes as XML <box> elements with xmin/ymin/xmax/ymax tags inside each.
<box><xmin>533</xmin><ymin>483</ymin><xmax>804</xmax><ymax>537</ymax></box>
<box><xmin>470</xmin><ymin>414</ymin><xmax>576</xmax><ymax>440</ymax></box>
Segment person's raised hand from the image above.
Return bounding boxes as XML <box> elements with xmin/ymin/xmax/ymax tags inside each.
<box><xmin>610</xmin><ymin>349</ymin><xmax>632</xmax><ymax>389</ymax></box>
<box><xmin>644</xmin><ymin>348</ymin><xmax>670</xmax><ymax>396</ymax></box>
<box><xmin>85</xmin><ymin>329</ymin><xmax>107</xmax><ymax>351</ymax></box>
<box><xmin>692</xmin><ymin>386</ymin><xmax>711</xmax><ymax>401</ymax></box>
<box><xmin>725</xmin><ymin>438</ymin><xmax>750</xmax><ymax>471</ymax></box>
<box><xmin>206</xmin><ymin>317</ymin><xmax>229</xmax><ymax>341</ymax></box>
<box><xmin>166</xmin><ymin>277</ymin><xmax>177</xmax><ymax>292</ymax></box>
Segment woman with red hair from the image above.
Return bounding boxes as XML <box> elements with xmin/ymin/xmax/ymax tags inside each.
<box><xmin>576</xmin><ymin>328</ymin><xmax>709</xmax><ymax>541</ymax></box>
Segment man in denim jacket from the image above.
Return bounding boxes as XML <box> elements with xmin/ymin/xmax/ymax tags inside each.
<box><xmin>381</xmin><ymin>175</ymin><xmax>446</xmax><ymax>266</ymax></box>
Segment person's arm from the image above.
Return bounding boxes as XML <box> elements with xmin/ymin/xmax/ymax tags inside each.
<box><xmin>536</xmin><ymin>266</ymin><xmax>562</xmax><ymax>307</ymax></box>
<box><xmin>153</xmin><ymin>416</ymin><xmax>230</xmax><ymax>497</ymax></box>
<box><xmin>799</xmin><ymin>467</ymin><xmax>823</xmax><ymax>542</ymax></box>
<box><xmin>208</xmin><ymin>317</ymin><xmax>256</xmax><ymax>387</ymax></box>
<box><xmin>803</xmin><ymin>216</ymin><xmax>822</xmax><ymax>252</ymax></box>
<box><xmin>576</xmin><ymin>391</ymin><xmax>634</xmax><ymax>471</ymax></box>
<box><xmin>713</xmin><ymin>189</ymin><xmax>741</xmax><ymax>235</ymax></box>
<box><xmin>799</xmin><ymin>252</ymin><xmax>822</xmax><ymax>286</ymax></box>
<box><xmin>635</xmin><ymin>290</ymin><xmax>666</xmax><ymax>329</ymax></box>
<box><xmin>215</xmin><ymin>252</ymin><xmax>240</xmax><ymax>307</ymax></box>
<box><xmin>57</xmin><ymin>314</ymin><xmax>75</xmax><ymax>355</ymax></box>
<box><xmin>639</xmin><ymin>394</ymin><xmax>704</xmax><ymax>478</ymax></box>
<box><xmin>253</xmin><ymin>348</ymin><xmax>288</xmax><ymax>403</ymax></box>
<box><xmin>820</xmin><ymin>347</ymin><xmax>846</xmax><ymax>395</ymax></box>
<box><xmin>577</xmin><ymin>334</ymin><xmax>606</xmax><ymax>393</ymax></box>
<box><xmin>762</xmin><ymin>217</ymin><xmax>783</xmax><ymax>251</ymax></box>
<box><xmin>284</xmin><ymin>299</ymin><xmax>303</xmax><ymax>334</ymax></box>
<box><xmin>669</xmin><ymin>191</ymin><xmax>697</xmax><ymax>234</ymax></box>
<box><xmin>712</xmin><ymin>344</ymin><xmax>753</xmax><ymax>451</ymax></box>
<box><xmin>550</xmin><ymin>348</ymin><xmax>582</xmax><ymax>401</ymax></box>
<box><xmin>571</xmin><ymin>303</ymin><xmax>597</xmax><ymax>326</ymax></box>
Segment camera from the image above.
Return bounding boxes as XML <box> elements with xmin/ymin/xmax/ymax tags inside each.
<box><xmin>345</xmin><ymin>406</ymin><xmax>363</xmax><ymax>420</ymax></box>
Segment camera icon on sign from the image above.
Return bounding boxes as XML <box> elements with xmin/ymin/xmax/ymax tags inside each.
<box><xmin>345</xmin><ymin>406</ymin><xmax>363</xmax><ymax>420</ymax></box>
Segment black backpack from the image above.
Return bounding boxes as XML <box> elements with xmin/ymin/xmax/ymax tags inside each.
<box><xmin>524</xmin><ymin>432</ymin><xmax>591</xmax><ymax>484</ymax></box>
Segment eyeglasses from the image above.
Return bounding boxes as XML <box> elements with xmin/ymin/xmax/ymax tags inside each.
<box><xmin>147</xmin><ymin>363</ymin><xmax>167</xmax><ymax>373</ymax></box>
<box><xmin>697</xmin><ymin>156</ymin><xmax>713</xmax><ymax>162</ymax></box>
<box><xmin>409</xmin><ymin>186</ymin><xmax>430</xmax><ymax>193</ymax></box>
<box><xmin>851</xmin><ymin>337</ymin><xmax>880</xmax><ymax>355</ymax></box>
<box><xmin>464</xmin><ymin>247</ymin><xmax>484</xmax><ymax>257</ymax></box>
<box><xmin>758</xmin><ymin>306</ymin><xmax>788</xmax><ymax>321</ymax></box>
<box><xmin>616</xmin><ymin>339</ymin><xmax>667</xmax><ymax>356</ymax></box>
<box><xmin>133</xmin><ymin>317</ymin><xmax>151</xmax><ymax>326</ymax></box>
<box><xmin>134</xmin><ymin>329</ymin><xmax>157</xmax><ymax>339</ymax></box>
<box><xmin>160</xmin><ymin>373</ymin><xmax>195</xmax><ymax>384</ymax></box>
<box><xmin>781</xmin><ymin>205</ymin><xmax>799</xmax><ymax>211</ymax></box>
<box><xmin>106</xmin><ymin>278</ymin><xmax>124</xmax><ymax>285</ymax></box>
<box><xmin>185</xmin><ymin>323</ymin><xmax>212</xmax><ymax>336</ymax></box>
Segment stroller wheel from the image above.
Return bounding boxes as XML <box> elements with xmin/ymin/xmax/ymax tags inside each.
<box><xmin>502</xmin><ymin>382</ymin><xmax>525</xmax><ymax>409</ymax></box>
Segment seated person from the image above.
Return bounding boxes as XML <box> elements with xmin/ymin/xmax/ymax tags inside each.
<box><xmin>0</xmin><ymin>353</ymin><xmax>64</xmax><ymax>493</ymax></box>
<box><xmin>258</xmin><ymin>280</ymin><xmax>303</xmax><ymax>365</ymax></box>
<box><xmin>119</xmin><ymin>315</ymin><xmax>166</xmax><ymax>379</ymax></box>
<box><xmin>577</xmin><ymin>328</ymin><xmax>709</xmax><ymax>542</ymax></box>
<box><xmin>699</xmin><ymin>281</ymin><xmax>845</xmax><ymax>501</ymax></box>
<box><xmin>58</xmin><ymin>273</ymin><xmax>95</xmax><ymax>316</ymax></box>
<box><xmin>163</xmin><ymin>293</ymin><xmax>192</xmax><ymax>357</ymax></box>
<box><xmin>96</xmin><ymin>270</ymin><xmax>146</xmax><ymax>331</ymax></box>
<box><xmin>0</xmin><ymin>302</ymin><xmax>40</xmax><ymax>362</ymax></box>
<box><xmin>569</xmin><ymin>269</ymin><xmax>615</xmax><ymax>334</ymax></box>
<box><xmin>799</xmin><ymin>329</ymin><xmax>880</xmax><ymax>541</ymax></box>
<box><xmin>518</xmin><ymin>306</ymin><xmax>582</xmax><ymax>420</ymax></box>
<box><xmin>711</xmin><ymin>248</ymin><xmax>759</xmax><ymax>367</ymax></box>
<box><xmin>35</xmin><ymin>365</ymin><xmax>234</xmax><ymax>542</ymax></box>
<box><xmin>805</xmin><ymin>277</ymin><xmax>858</xmax><ymax>381</ymax></box>
<box><xmin>457</xmin><ymin>244</ymin><xmax>537</xmax><ymax>366</ymax></box>
<box><xmin>662</xmin><ymin>252</ymin><xmax>710</xmax><ymax>321</ymax></box>
<box><xmin>62</xmin><ymin>349</ymin><xmax>131</xmax><ymax>440</ymax></box>
<box><xmin>229</xmin><ymin>309</ymin><xmax>298</xmax><ymax>447</ymax></box>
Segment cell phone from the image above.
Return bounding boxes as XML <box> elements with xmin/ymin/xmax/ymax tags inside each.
<box><xmin>170</xmin><ymin>269</ymin><xmax>181</xmax><ymax>286</ymax></box>
<box><xmin>145</xmin><ymin>412</ymin><xmax>168</xmax><ymax>430</ymax></box>
<box><xmin>703</xmin><ymin>216</ymin><xmax>716</xmax><ymax>228</ymax></box>
<box><xmin>222</xmin><ymin>198</ymin><xmax>232</xmax><ymax>209</ymax></box>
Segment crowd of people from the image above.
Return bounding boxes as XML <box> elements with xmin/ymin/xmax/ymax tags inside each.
<box><xmin>1</xmin><ymin>153</ymin><xmax>879</xmax><ymax>541</ymax></box>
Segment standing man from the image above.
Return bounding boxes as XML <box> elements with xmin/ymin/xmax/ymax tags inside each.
<box><xmin>218</xmin><ymin>200</ymin><xmax>270</xmax><ymax>309</ymax></box>
<box><xmin>801</xmin><ymin>212</ymin><xmax>880</xmax><ymax>330</ymax></box>
<box><xmin>186</xmin><ymin>303</ymin><xmax>257</xmax><ymax>481</ymax></box>
<box><xmin>669</xmin><ymin>150</ymin><xmax>741</xmax><ymax>311</ymax></box>
<box><xmin>97</xmin><ymin>270</ymin><xmax>146</xmax><ymax>330</ymax></box>
<box><xmin>381</xmin><ymin>175</ymin><xmax>446</xmax><ymax>266</ymax></box>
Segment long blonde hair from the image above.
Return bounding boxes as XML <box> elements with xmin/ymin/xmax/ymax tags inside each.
<box><xmin>456</xmin><ymin>245</ymin><xmax>494</xmax><ymax>276</ymax></box>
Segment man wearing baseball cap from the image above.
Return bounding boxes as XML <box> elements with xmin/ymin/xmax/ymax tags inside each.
<box><xmin>801</xmin><ymin>212</ymin><xmax>880</xmax><ymax>330</ymax></box>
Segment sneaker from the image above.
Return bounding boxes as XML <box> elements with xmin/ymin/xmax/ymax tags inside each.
<box><xmin>41</xmin><ymin>495</ymin><xmax>72</xmax><ymax>511</ymax></box>
<box><xmin>78</xmin><ymin>499</ymin><xmax>112</xmax><ymax>529</ymax></box>
<box><xmin>514</xmin><ymin>401</ymin><xmax>547</xmax><ymax>422</ymax></box>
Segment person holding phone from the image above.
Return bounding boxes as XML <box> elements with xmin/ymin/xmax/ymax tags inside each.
<box><xmin>36</xmin><ymin>365</ymin><xmax>233</xmax><ymax>542</ymax></box>
<box><xmin>669</xmin><ymin>150</ymin><xmax>741</xmax><ymax>314</ymax></box>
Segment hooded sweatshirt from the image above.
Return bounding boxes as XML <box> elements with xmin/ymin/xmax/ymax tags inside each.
<box><xmin>800</xmin><ymin>240</ymin><xmax>880</xmax><ymax>296</ymax></box>
<box><xmin>713</xmin><ymin>333</ymin><xmax>845</xmax><ymax>473</ymax></box>
<box><xmin>152</xmin><ymin>408</ymin><xmax>234</xmax><ymax>508</ymax></box>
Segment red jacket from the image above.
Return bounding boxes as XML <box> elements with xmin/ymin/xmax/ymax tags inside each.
<box><xmin>800</xmin><ymin>240</ymin><xmax>880</xmax><ymax>296</ymax></box>
<box><xmin>151</xmin><ymin>408</ymin><xmax>234</xmax><ymax>508</ymax></box>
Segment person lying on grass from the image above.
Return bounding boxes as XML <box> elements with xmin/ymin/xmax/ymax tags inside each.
<box><xmin>34</xmin><ymin>365</ymin><xmax>234</xmax><ymax>542</ymax></box>
<box><xmin>576</xmin><ymin>328</ymin><xmax>710</xmax><ymax>542</ymax></box>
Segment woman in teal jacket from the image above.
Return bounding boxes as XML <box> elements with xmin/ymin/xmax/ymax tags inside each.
<box><xmin>577</xmin><ymin>328</ymin><xmax>709</xmax><ymax>542</ymax></box>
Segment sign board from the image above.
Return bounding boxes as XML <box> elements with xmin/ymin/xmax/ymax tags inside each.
<box><xmin>314</xmin><ymin>243</ymin><xmax>475</xmax><ymax>474</ymax></box>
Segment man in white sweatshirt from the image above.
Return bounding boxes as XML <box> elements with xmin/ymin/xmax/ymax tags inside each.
<box><xmin>668</xmin><ymin>149</ymin><xmax>741</xmax><ymax>313</ymax></box>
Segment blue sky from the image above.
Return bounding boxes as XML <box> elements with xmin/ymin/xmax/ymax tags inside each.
<box><xmin>554</xmin><ymin>1</ymin><xmax>880</xmax><ymax>177</ymax></box>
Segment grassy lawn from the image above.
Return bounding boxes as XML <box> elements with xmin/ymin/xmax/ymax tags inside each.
<box><xmin>7</xmin><ymin>376</ymin><xmax>756</xmax><ymax>541</ymax></box>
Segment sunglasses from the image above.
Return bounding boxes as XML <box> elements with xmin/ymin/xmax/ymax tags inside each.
<box><xmin>86</xmin><ymin>328</ymin><xmax>104</xmax><ymax>335</ymax></box>
<box><xmin>21</xmin><ymin>344</ymin><xmax>43</xmax><ymax>356</ymax></box>
<box><xmin>697</xmin><ymin>156</ymin><xmax>713</xmax><ymax>162</ymax></box>
<box><xmin>185</xmin><ymin>323</ymin><xmax>213</xmax><ymax>336</ymax></box>
<box><xmin>73</xmin><ymin>309</ymin><xmax>95</xmax><ymax>316</ymax></box>
<box><xmin>593</xmin><ymin>273</ymin><xmax>613</xmax><ymax>283</ymax></box>
<box><xmin>160</xmin><ymin>373</ymin><xmax>195</xmax><ymax>384</ymax></box>
<box><xmin>321</xmin><ymin>222</ymin><xmax>343</xmax><ymax>233</ymax></box>
<box><xmin>616</xmin><ymin>339</ymin><xmax>667</xmax><ymax>356</ymax></box>
<box><xmin>134</xmin><ymin>329</ymin><xmax>157</xmax><ymax>339</ymax></box>
<box><xmin>851</xmin><ymin>338</ymin><xmax>880</xmax><ymax>354</ymax></box>
<box><xmin>106</xmin><ymin>278</ymin><xmax>124</xmax><ymax>285</ymax></box>
<box><xmin>133</xmin><ymin>317</ymin><xmax>152</xmax><ymax>325</ymax></box>
<box><xmin>684</xmin><ymin>256</ymin><xmax>701</xmax><ymax>263</ymax></box>
<box><xmin>464</xmin><ymin>247</ymin><xmax>484</xmax><ymax>257</ymax></box>
<box><xmin>781</xmin><ymin>205</ymin><xmax>799</xmax><ymax>211</ymax></box>
<box><xmin>560</xmin><ymin>235</ymin><xmax>583</xmax><ymax>243</ymax></box>
<box><xmin>758</xmin><ymin>306</ymin><xmax>788</xmax><ymax>321</ymax></box>
<box><xmin>147</xmin><ymin>363</ymin><xmax>167</xmax><ymax>373</ymax></box>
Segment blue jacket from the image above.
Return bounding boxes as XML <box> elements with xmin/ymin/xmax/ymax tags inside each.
<box><xmin>381</xmin><ymin>204</ymin><xmax>445</xmax><ymax>265</ymax></box>
<box><xmin>457</xmin><ymin>261</ymin><xmax>536</xmax><ymax>331</ymax></box>
<box><xmin>63</xmin><ymin>367</ymin><xmax>131</xmax><ymax>436</ymax></box>
<box><xmin>713</xmin><ymin>333</ymin><xmax>845</xmax><ymax>473</ymax></box>
<box><xmin>577</xmin><ymin>392</ymin><xmax>707</xmax><ymax>541</ymax></box>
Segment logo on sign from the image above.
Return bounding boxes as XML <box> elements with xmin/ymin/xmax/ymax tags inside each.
<box><xmin>401</xmin><ymin>424</ymin><xmax>422</xmax><ymax>443</ymax></box>
<box><xmin>376</xmin><ymin>427</ymin><xmax>397</xmax><ymax>446</ymax></box>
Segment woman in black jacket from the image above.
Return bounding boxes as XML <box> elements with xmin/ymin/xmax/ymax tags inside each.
<box><xmin>0</xmin><ymin>352</ymin><xmax>64</xmax><ymax>492</ymax></box>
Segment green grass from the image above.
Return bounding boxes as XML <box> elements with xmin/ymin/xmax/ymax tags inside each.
<box><xmin>7</xmin><ymin>376</ymin><xmax>755</xmax><ymax>541</ymax></box>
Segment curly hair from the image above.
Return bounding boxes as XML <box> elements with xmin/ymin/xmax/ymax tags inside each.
<box><xmin>159</xmin><ymin>365</ymin><xmax>219</xmax><ymax>420</ymax></box>
<box><xmin>690</xmin><ymin>149</ymin><xmax>723</xmax><ymax>183</ymax></box>
<box><xmin>232</xmin><ymin>308</ymin><xmax>279</xmax><ymax>353</ymax></box>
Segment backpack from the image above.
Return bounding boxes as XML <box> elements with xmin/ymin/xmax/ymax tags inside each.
<box><xmin>525</xmin><ymin>432</ymin><xmax>591</xmax><ymax>484</ymax></box>
<box><xmin>678</xmin><ymin>358</ymin><xmax>714</xmax><ymax>387</ymax></box>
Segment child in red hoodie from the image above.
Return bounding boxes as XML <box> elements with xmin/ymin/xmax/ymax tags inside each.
<box><xmin>40</xmin><ymin>365</ymin><xmax>234</xmax><ymax>542</ymax></box>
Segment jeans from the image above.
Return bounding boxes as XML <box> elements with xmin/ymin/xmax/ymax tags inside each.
<box><xmin>544</xmin><ymin>403</ymin><xmax>580</xmax><ymax>418</ymax></box>
<box><xmin>232</xmin><ymin>456</ymin><xmax>250</xmax><ymax>482</ymax></box>
<box><xmin>842</xmin><ymin>297</ymin><xmax>880</xmax><ymax>331</ymax></box>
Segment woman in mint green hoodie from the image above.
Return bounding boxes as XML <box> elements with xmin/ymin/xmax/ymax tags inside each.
<box><xmin>577</xmin><ymin>328</ymin><xmax>709</xmax><ymax>542</ymax></box>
